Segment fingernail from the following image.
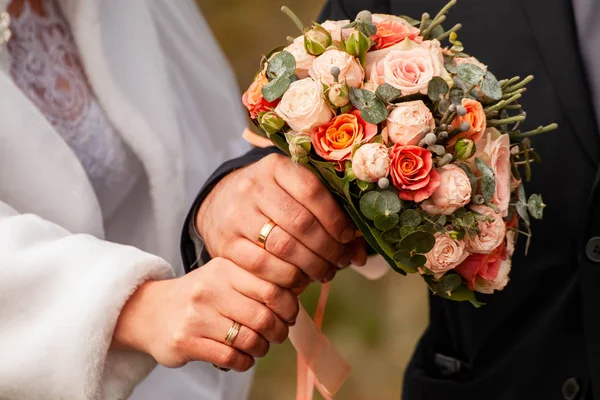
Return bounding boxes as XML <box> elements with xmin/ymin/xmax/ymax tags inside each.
<box><xmin>320</xmin><ymin>269</ymin><xmax>336</xmax><ymax>283</ymax></box>
<box><xmin>341</xmin><ymin>228</ymin><xmax>355</xmax><ymax>244</ymax></box>
<box><xmin>288</xmin><ymin>319</ymin><xmax>296</xmax><ymax>326</ymax></box>
<box><xmin>351</xmin><ymin>254</ymin><xmax>366</xmax><ymax>267</ymax></box>
<box><xmin>337</xmin><ymin>255</ymin><xmax>351</xmax><ymax>269</ymax></box>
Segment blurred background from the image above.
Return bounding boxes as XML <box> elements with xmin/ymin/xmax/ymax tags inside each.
<box><xmin>195</xmin><ymin>0</ymin><xmax>429</xmax><ymax>398</ymax></box>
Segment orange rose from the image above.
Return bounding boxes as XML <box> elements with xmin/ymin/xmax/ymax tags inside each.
<box><xmin>372</xmin><ymin>19</ymin><xmax>423</xmax><ymax>50</ymax></box>
<box><xmin>389</xmin><ymin>145</ymin><xmax>441</xmax><ymax>202</ymax></box>
<box><xmin>447</xmin><ymin>98</ymin><xmax>486</xmax><ymax>146</ymax></box>
<box><xmin>242</xmin><ymin>72</ymin><xmax>280</xmax><ymax>119</ymax></box>
<box><xmin>310</xmin><ymin>110</ymin><xmax>377</xmax><ymax>167</ymax></box>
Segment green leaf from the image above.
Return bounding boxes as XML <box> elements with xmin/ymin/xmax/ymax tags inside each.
<box><xmin>375</xmin><ymin>83</ymin><xmax>403</xmax><ymax>103</ymax></box>
<box><xmin>449</xmin><ymin>87</ymin><xmax>465</xmax><ymax>105</ymax></box>
<box><xmin>400</xmin><ymin>225</ymin><xmax>415</xmax><ymax>238</ymax></box>
<box><xmin>428</xmin><ymin>282</ymin><xmax>485</xmax><ymax>307</ymax></box>
<box><xmin>445</xmin><ymin>57</ymin><xmax>458</xmax><ymax>74</ymax></box>
<box><xmin>357</xmin><ymin>179</ymin><xmax>372</xmax><ymax>192</ymax></box>
<box><xmin>392</xmin><ymin>250</ymin><xmax>427</xmax><ymax>268</ymax></box>
<box><xmin>262</xmin><ymin>76</ymin><xmax>292</xmax><ymax>102</ymax></box>
<box><xmin>427</xmin><ymin>76</ymin><xmax>450</xmax><ymax>101</ymax></box>
<box><xmin>475</xmin><ymin>157</ymin><xmax>496</xmax><ymax>202</ymax></box>
<box><xmin>399</xmin><ymin>15</ymin><xmax>420</xmax><ymax>26</ymax></box>
<box><xmin>359</xmin><ymin>191</ymin><xmax>381</xmax><ymax>220</ymax></box>
<box><xmin>458</xmin><ymin>164</ymin><xmax>478</xmax><ymax>197</ymax></box>
<box><xmin>374</xmin><ymin>213</ymin><xmax>400</xmax><ymax>231</ymax></box>
<box><xmin>457</xmin><ymin>63</ymin><xmax>486</xmax><ymax>86</ymax></box>
<box><xmin>429</xmin><ymin>214</ymin><xmax>448</xmax><ymax>230</ymax></box>
<box><xmin>266</xmin><ymin>51</ymin><xmax>296</xmax><ymax>80</ymax></box>
<box><xmin>382</xmin><ymin>228</ymin><xmax>403</xmax><ymax>244</ymax></box>
<box><xmin>400</xmin><ymin>209</ymin><xmax>422</xmax><ymax>227</ymax></box>
<box><xmin>310</xmin><ymin>160</ymin><xmax>346</xmax><ymax>196</ymax></box>
<box><xmin>481</xmin><ymin>72</ymin><xmax>502</xmax><ymax>102</ymax></box>
<box><xmin>375</xmin><ymin>191</ymin><xmax>402</xmax><ymax>215</ymax></box>
<box><xmin>398</xmin><ymin>231</ymin><xmax>436</xmax><ymax>254</ymax></box>
<box><xmin>527</xmin><ymin>194</ymin><xmax>545</xmax><ymax>220</ymax></box>
<box><xmin>349</xmin><ymin>88</ymin><xmax>389</xmax><ymax>124</ymax></box>
<box><xmin>357</xmin><ymin>21</ymin><xmax>377</xmax><ymax>37</ymax></box>
<box><xmin>431</xmin><ymin>274</ymin><xmax>463</xmax><ymax>295</ymax></box>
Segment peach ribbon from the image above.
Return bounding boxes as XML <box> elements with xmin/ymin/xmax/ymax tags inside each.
<box><xmin>242</xmin><ymin>127</ymin><xmax>392</xmax><ymax>398</ymax></box>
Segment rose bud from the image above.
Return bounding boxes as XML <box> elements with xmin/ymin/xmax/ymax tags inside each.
<box><xmin>345</xmin><ymin>30</ymin><xmax>371</xmax><ymax>58</ymax></box>
<box><xmin>421</xmin><ymin>164</ymin><xmax>472</xmax><ymax>215</ymax></box>
<box><xmin>304</xmin><ymin>24</ymin><xmax>332</xmax><ymax>56</ymax></box>
<box><xmin>454</xmin><ymin>138</ymin><xmax>476</xmax><ymax>160</ymax></box>
<box><xmin>287</xmin><ymin>133</ymin><xmax>312</xmax><ymax>164</ymax></box>
<box><xmin>464</xmin><ymin>205</ymin><xmax>506</xmax><ymax>254</ymax></box>
<box><xmin>352</xmin><ymin>143</ymin><xmax>391</xmax><ymax>183</ymax></box>
<box><xmin>260</xmin><ymin>111</ymin><xmax>285</xmax><ymax>135</ymax></box>
<box><xmin>328</xmin><ymin>82</ymin><xmax>351</xmax><ymax>108</ymax></box>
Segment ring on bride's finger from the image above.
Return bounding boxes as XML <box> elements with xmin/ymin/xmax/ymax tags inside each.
<box><xmin>258</xmin><ymin>219</ymin><xmax>277</xmax><ymax>249</ymax></box>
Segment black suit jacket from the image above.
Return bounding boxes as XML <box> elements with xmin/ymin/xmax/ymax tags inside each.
<box><xmin>182</xmin><ymin>1</ymin><xmax>600</xmax><ymax>398</ymax></box>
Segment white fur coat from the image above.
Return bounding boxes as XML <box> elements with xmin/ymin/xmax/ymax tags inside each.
<box><xmin>0</xmin><ymin>0</ymin><xmax>252</xmax><ymax>398</ymax></box>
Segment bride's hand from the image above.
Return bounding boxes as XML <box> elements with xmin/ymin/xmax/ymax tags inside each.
<box><xmin>112</xmin><ymin>258</ymin><xmax>299</xmax><ymax>371</ymax></box>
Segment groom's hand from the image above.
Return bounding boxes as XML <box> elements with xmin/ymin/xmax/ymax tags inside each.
<box><xmin>196</xmin><ymin>153</ymin><xmax>367</xmax><ymax>290</ymax></box>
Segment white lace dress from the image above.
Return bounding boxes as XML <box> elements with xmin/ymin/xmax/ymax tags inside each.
<box><xmin>7</xmin><ymin>0</ymin><xmax>144</xmax><ymax>219</ymax></box>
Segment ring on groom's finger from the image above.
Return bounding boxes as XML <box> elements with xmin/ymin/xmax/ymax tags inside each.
<box><xmin>257</xmin><ymin>219</ymin><xmax>277</xmax><ymax>249</ymax></box>
<box><xmin>224</xmin><ymin>321</ymin><xmax>242</xmax><ymax>346</ymax></box>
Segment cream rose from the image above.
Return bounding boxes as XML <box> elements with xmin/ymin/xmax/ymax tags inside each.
<box><xmin>465</xmin><ymin>205</ymin><xmax>506</xmax><ymax>254</ymax></box>
<box><xmin>275</xmin><ymin>78</ymin><xmax>333</xmax><ymax>132</ymax></box>
<box><xmin>421</xmin><ymin>164</ymin><xmax>472</xmax><ymax>215</ymax></box>
<box><xmin>382</xmin><ymin>100</ymin><xmax>435</xmax><ymax>145</ymax></box>
<box><xmin>367</xmin><ymin>39</ymin><xmax>452</xmax><ymax>95</ymax></box>
<box><xmin>425</xmin><ymin>232</ymin><xmax>470</xmax><ymax>277</ymax></box>
<box><xmin>473</xmin><ymin>128</ymin><xmax>511</xmax><ymax>217</ymax></box>
<box><xmin>320</xmin><ymin>20</ymin><xmax>352</xmax><ymax>42</ymax></box>
<box><xmin>352</xmin><ymin>143</ymin><xmax>391</xmax><ymax>182</ymax></box>
<box><xmin>284</xmin><ymin>36</ymin><xmax>316</xmax><ymax>79</ymax></box>
<box><xmin>309</xmin><ymin>49</ymin><xmax>365</xmax><ymax>88</ymax></box>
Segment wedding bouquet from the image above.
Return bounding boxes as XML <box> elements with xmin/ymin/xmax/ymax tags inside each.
<box><xmin>242</xmin><ymin>0</ymin><xmax>556</xmax><ymax>307</ymax></box>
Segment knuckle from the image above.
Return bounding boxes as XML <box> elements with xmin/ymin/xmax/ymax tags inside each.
<box><xmin>170</xmin><ymin>329</ymin><xmax>188</xmax><ymax>355</ymax></box>
<box><xmin>281</xmin><ymin>268</ymin><xmax>305</xmax><ymax>289</ymax></box>
<box><xmin>254</xmin><ymin>308</ymin><xmax>276</xmax><ymax>334</ymax></box>
<box><xmin>269</xmin><ymin>233</ymin><xmax>296</xmax><ymax>259</ymax></box>
<box><xmin>302</xmin><ymin>175</ymin><xmax>323</xmax><ymax>199</ymax></box>
<box><xmin>261</xmin><ymin>281</ymin><xmax>283</xmax><ymax>303</ymax></box>
<box><xmin>219</xmin><ymin>347</ymin><xmax>239</xmax><ymax>368</ymax></box>
<box><xmin>274</xmin><ymin>324</ymin><xmax>290</xmax><ymax>344</ymax></box>
<box><xmin>291</xmin><ymin>211</ymin><xmax>318</xmax><ymax>235</ymax></box>
<box><xmin>237</xmin><ymin>175</ymin><xmax>256</xmax><ymax>195</ymax></box>
<box><xmin>248</xmin><ymin>251</ymin><xmax>269</xmax><ymax>274</ymax></box>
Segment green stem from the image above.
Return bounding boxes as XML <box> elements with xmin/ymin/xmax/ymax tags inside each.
<box><xmin>433</xmin><ymin>0</ymin><xmax>457</xmax><ymax>23</ymax></box>
<box><xmin>421</xmin><ymin>15</ymin><xmax>447</xmax><ymax>38</ymax></box>
<box><xmin>281</xmin><ymin>6</ymin><xmax>305</xmax><ymax>34</ymax></box>
<box><xmin>435</xmin><ymin>23</ymin><xmax>462</xmax><ymax>41</ymax></box>
<box><xmin>504</xmin><ymin>75</ymin><xmax>534</xmax><ymax>92</ymax></box>
<box><xmin>501</xmin><ymin>88</ymin><xmax>526</xmax><ymax>99</ymax></box>
<box><xmin>487</xmin><ymin>115</ymin><xmax>526</xmax><ymax>127</ymax></box>
<box><xmin>500</xmin><ymin>76</ymin><xmax>520</xmax><ymax>88</ymax></box>
<box><xmin>419</xmin><ymin>12</ymin><xmax>431</xmax><ymax>32</ymax></box>
<box><xmin>509</xmin><ymin>123</ymin><xmax>558</xmax><ymax>139</ymax></box>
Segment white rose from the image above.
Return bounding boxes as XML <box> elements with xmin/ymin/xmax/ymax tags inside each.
<box><xmin>309</xmin><ymin>49</ymin><xmax>365</xmax><ymax>88</ymax></box>
<box><xmin>284</xmin><ymin>36</ymin><xmax>316</xmax><ymax>79</ymax></box>
<box><xmin>275</xmin><ymin>78</ymin><xmax>333</xmax><ymax>132</ymax></box>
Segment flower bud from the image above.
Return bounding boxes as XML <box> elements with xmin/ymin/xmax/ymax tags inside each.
<box><xmin>378</xmin><ymin>177</ymin><xmax>390</xmax><ymax>189</ymax></box>
<box><xmin>456</xmin><ymin>105</ymin><xmax>467</xmax><ymax>116</ymax></box>
<box><xmin>328</xmin><ymin>83</ymin><xmax>350</xmax><ymax>108</ymax></box>
<box><xmin>418</xmin><ymin>132</ymin><xmax>438</xmax><ymax>147</ymax></box>
<box><xmin>304</xmin><ymin>24</ymin><xmax>332</xmax><ymax>56</ymax></box>
<box><xmin>436</xmin><ymin>153</ymin><xmax>453</xmax><ymax>167</ymax></box>
<box><xmin>260</xmin><ymin>111</ymin><xmax>285</xmax><ymax>135</ymax></box>
<box><xmin>345</xmin><ymin>30</ymin><xmax>371</xmax><ymax>58</ymax></box>
<box><xmin>356</xmin><ymin>10</ymin><xmax>373</xmax><ymax>25</ymax></box>
<box><xmin>286</xmin><ymin>133</ymin><xmax>312</xmax><ymax>164</ymax></box>
<box><xmin>454</xmin><ymin>138</ymin><xmax>476</xmax><ymax>160</ymax></box>
<box><xmin>438</xmin><ymin>131</ymin><xmax>449</xmax><ymax>141</ymax></box>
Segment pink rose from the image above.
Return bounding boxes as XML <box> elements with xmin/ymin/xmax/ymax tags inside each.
<box><xmin>455</xmin><ymin>56</ymin><xmax>488</xmax><ymax>73</ymax></box>
<box><xmin>382</xmin><ymin>100</ymin><xmax>435</xmax><ymax>145</ymax></box>
<box><xmin>455</xmin><ymin>241</ymin><xmax>506</xmax><ymax>292</ymax></box>
<box><xmin>510</xmin><ymin>146</ymin><xmax>522</xmax><ymax>191</ymax></box>
<box><xmin>421</xmin><ymin>164</ymin><xmax>472</xmax><ymax>215</ymax></box>
<box><xmin>425</xmin><ymin>232</ymin><xmax>470</xmax><ymax>277</ymax></box>
<box><xmin>309</xmin><ymin>49</ymin><xmax>365</xmax><ymax>88</ymax></box>
<box><xmin>321</xmin><ymin>20</ymin><xmax>352</xmax><ymax>42</ymax></box>
<box><xmin>465</xmin><ymin>205</ymin><xmax>506</xmax><ymax>254</ymax></box>
<box><xmin>285</xmin><ymin>36</ymin><xmax>316</xmax><ymax>79</ymax></box>
<box><xmin>367</xmin><ymin>39</ymin><xmax>452</xmax><ymax>95</ymax></box>
<box><xmin>352</xmin><ymin>143</ymin><xmax>391</xmax><ymax>182</ymax></box>
<box><xmin>275</xmin><ymin>78</ymin><xmax>333</xmax><ymax>132</ymax></box>
<box><xmin>389</xmin><ymin>145</ymin><xmax>441</xmax><ymax>202</ymax></box>
<box><xmin>472</xmin><ymin>230</ymin><xmax>515</xmax><ymax>294</ymax></box>
<box><xmin>472</xmin><ymin>128</ymin><xmax>511</xmax><ymax>217</ymax></box>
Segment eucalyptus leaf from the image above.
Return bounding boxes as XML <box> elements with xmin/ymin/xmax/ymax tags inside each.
<box><xmin>375</xmin><ymin>213</ymin><xmax>400</xmax><ymax>231</ymax></box>
<box><xmin>445</xmin><ymin>57</ymin><xmax>458</xmax><ymax>74</ymax></box>
<box><xmin>427</xmin><ymin>76</ymin><xmax>450</xmax><ymax>101</ymax></box>
<box><xmin>266</xmin><ymin>51</ymin><xmax>296</xmax><ymax>80</ymax></box>
<box><xmin>516</xmin><ymin>202</ymin><xmax>530</xmax><ymax>227</ymax></box>
<box><xmin>449</xmin><ymin>87</ymin><xmax>465</xmax><ymax>104</ymax></box>
<box><xmin>430</xmin><ymin>282</ymin><xmax>485</xmax><ymax>308</ymax></box>
<box><xmin>517</xmin><ymin>183</ymin><xmax>527</xmax><ymax>203</ymax></box>
<box><xmin>310</xmin><ymin>160</ymin><xmax>346</xmax><ymax>196</ymax></box>
<box><xmin>375</xmin><ymin>191</ymin><xmax>402</xmax><ymax>215</ymax></box>
<box><xmin>432</xmin><ymin>274</ymin><xmax>463</xmax><ymax>295</ymax></box>
<box><xmin>400</xmin><ymin>225</ymin><xmax>415</xmax><ymax>238</ymax></box>
<box><xmin>527</xmin><ymin>194</ymin><xmax>545</xmax><ymax>220</ymax></box>
<box><xmin>359</xmin><ymin>191</ymin><xmax>381</xmax><ymax>220</ymax></box>
<box><xmin>410</xmin><ymin>254</ymin><xmax>428</xmax><ymax>268</ymax></box>
<box><xmin>349</xmin><ymin>88</ymin><xmax>389</xmax><ymax>124</ymax></box>
<box><xmin>481</xmin><ymin>72</ymin><xmax>502</xmax><ymax>102</ymax></box>
<box><xmin>262</xmin><ymin>76</ymin><xmax>292</xmax><ymax>102</ymax></box>
<box><xmin>382</xmin><ymin>228</ymin><xmax>403</xmax><ymax>244</ymax></box>
<box><xmin>458</xmin><ymin>63</ymin><xmax>485</xmax><ymax>86</ymax></box>
<box><xmin>475</xmin><ymin>157</ymin><xmax>496</xmax><ymax>202</ymax></box>
<box><xmin>376</xmin><ymin>83</ymin><xmax>403</xmax><ymax>103</ymax></box>
<box><xmin>398</xmin><ymin>231</ymin><xmax>436</xmax><ymax>254</ymax></box>
<box><xmin>458</xmin><ymin>164</ymin><xmax>478</xmax><ymax>198</ymax></box>
<box><xmin>400</xmin><ymin>209</ymin><xmax>422</xmax><ymax>227</ymax></box>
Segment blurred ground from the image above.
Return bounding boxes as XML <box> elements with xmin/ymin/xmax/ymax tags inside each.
<box><xmin>196</xmin><ymin>1</ymin><xmax>430</xmax><ymax>398</ymax></box>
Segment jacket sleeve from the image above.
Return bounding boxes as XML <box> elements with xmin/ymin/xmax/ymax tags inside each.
<box><xmin>0</xmin><ymin>201</ymin><xmax>175</xmax><ymax>400</ymax></box>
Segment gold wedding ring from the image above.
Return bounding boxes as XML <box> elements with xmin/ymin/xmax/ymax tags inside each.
<box><xmin>258</xmin><ymin>219</ymin><xmax>277</xmax><ymax>249</ymax></box>
<box><xmin>212</xmin><ymin>321</ymin><xmax>242</xmax><ymax>372</ymax></box>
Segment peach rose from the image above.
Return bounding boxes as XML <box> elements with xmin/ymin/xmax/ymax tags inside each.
<box><xmin>455</xmin><ymin>241</ymin><xmax>507</xmax><ymax>292</ymax></box>
<box><xmin>465</xmin><ymin>205</ymin><xmax>506</xmax><ymax>254</ymax></box>
<box><xmin>425</xmin><ymin>232</ymin><xmax>470</xmax><ymax>277</ymax></box>
<box><xmin>421</xmin><ymin>164</ymin><xmax>472</xmax><ymax>215</ymax></box>
<box><xmin>352</xmin><ymin>143</ymin><xmax>391</xmax><ymax>182</ymax></box>
<box><xmin>275</xmin><ymin>78</ymin><xmax>333</xmax><ymax>132</ymax></box>
<box><xmin>389</xmin><ymin>145</ymin><xmax>441</xmax><ymax>202</ymax></box>
<box><xmin>321</xmin><ymin>20</ymin><xmax>352</xmax><ymax>42</ymax></box>
<box><xmin>309</xmin><ymin>49</ymin><xmax>365</xmax><ymax>88</ymax></box>
<box><xmin>367</xmin><ymin>39</ymin><xmax>452</xmax><ymax>95</ymax></box>
<box><xmin>372</xmin><ymin>17</ymin><xmax>423</xmax><ymax>50</ymax></box>
<box><xmin>242</xmin><ymin>72</ymin><xmax>280</xmax><ymax>119</ymax></box>
<box><xmin>455</xmin><ymin>56</ymin><xmax>488</xmax><ymax>73</ymax></box>
<box><xmin>383</xmin><ymin>100</ymin><xmax>435</xmax><ymax>145</ymax></box>
<box><xmin>473</xmin><ymin>128</ymin><xmax>511</xmax><ymax>217</ymax></box>
<box><xmin>311</xmin><ymin>110</ymin><xmax>377</xmax><ymax>165</ymax></box>
<box><xmin>447</xmin><ymin>98</ymin><xmax>486</xmax><ymax>146</ymax></box>
<box><xmin>285</xmin><ymin>36</ymin><xmax>316</xmax><ymax>79</ymax></box>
